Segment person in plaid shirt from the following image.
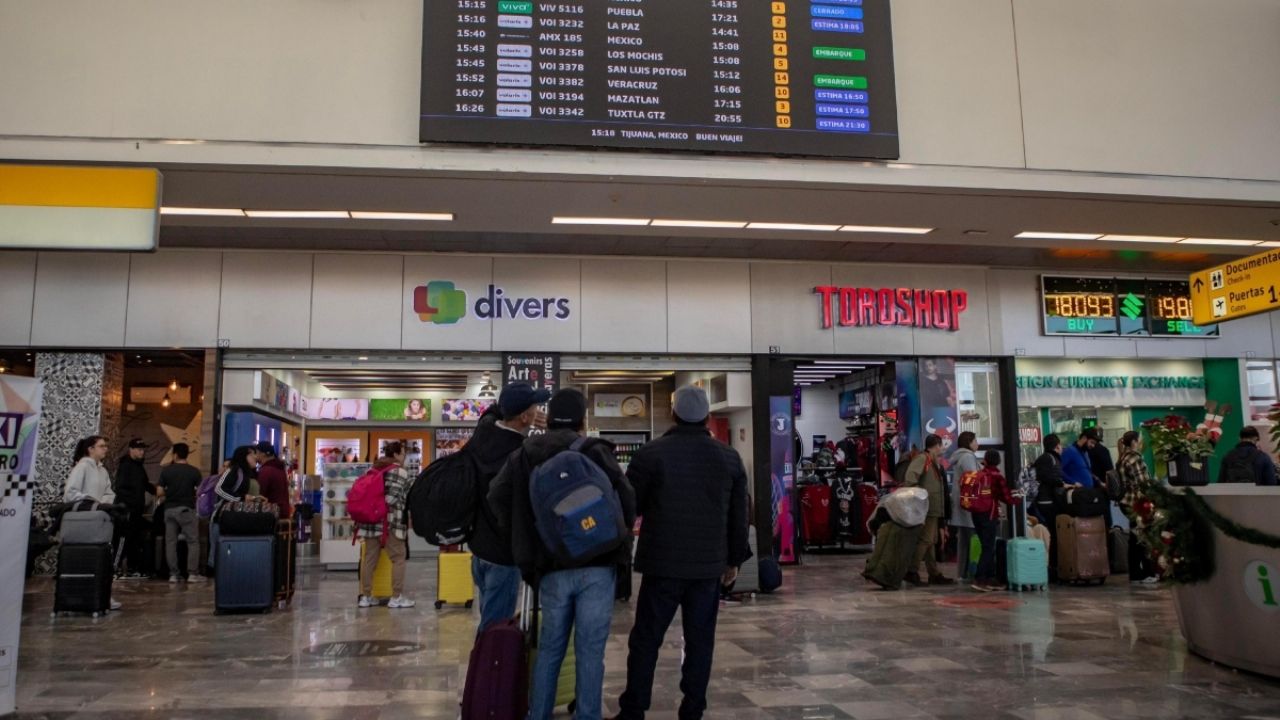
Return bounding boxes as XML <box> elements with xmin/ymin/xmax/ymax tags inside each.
<box><xmin>356</xmin><ymin>441</ymin><xmax>416</xmax><ymax>609</ymax></box>
<box><xmin>1116</xmin><ymin>431</ymin><xmax>1159</xmax><ymax>585</ymax></box>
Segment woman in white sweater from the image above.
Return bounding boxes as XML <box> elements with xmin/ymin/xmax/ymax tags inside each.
<box><xmin>65</xmin><ymin>435</ymin><xmax>114</xmax><ymax>505</ymax></box>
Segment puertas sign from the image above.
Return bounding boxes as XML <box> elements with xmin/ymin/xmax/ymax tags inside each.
<box><xmin>0</xmin><ymin>375</ymin><xmax>43</xmax><ymax>716</ymax></box>
<box><xmin>1190</xmin><ymin>250</ymin><xmax>1280</xmax><ymax>325</ymax></box>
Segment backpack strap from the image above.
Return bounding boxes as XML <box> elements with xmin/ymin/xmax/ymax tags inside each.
<box><xmin>570</xmin><ymin>436</ymin><xmax>589</xmax><ymax>452</ymax></box>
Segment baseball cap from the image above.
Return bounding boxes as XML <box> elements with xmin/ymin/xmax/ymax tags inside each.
<box><xmin>547</xmin><ymin>388</ymin><xmax>587</xmax><ymax>429</ymax></box>
<box><xmin>127</xmin><ymin>438</ymin><xmax>147</xmax><ymax>449</ymax></box>
<box><xmin>1080</xmin><ymin>427</ymin><xmax>1101</xmax><ymax>442</ymax></box>
<box><xmin>499</xmin><ymin>382</ymin><xmax>552</xmax><ymax>418</ymax></box>
<box><xmin>252</xmin><ymin>441</ymin><xmax>278</xmax><ymax>455</ymax></box>
<box><xmin>673</xmin><ymin>385</ymin><xmax>710</xmax><ymax>424</ymax></box>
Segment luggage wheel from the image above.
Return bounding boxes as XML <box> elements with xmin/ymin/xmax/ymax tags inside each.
<box><xmin>568</xmin><ymin>699</ymin><xmax>576</xmax><ymax>713</ymax></box>
<box><xmin>434</xmin><ymin>600</ymin><xmax>444</xmax><ymax>609</ymax></box>
<box><xmin>465</xmin><ymin>599</ymin><xmax>474</xmax><ymax>608</ymax></box>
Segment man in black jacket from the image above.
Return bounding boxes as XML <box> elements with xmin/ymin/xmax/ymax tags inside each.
<box><xmin>113</xmin><ymin>438</ymin><xmax>154</xmax><ymax>578</ymax></box>
<box><xmin>1032</xmin><ymin>434</ymin><xmax>1065</xmax><ymax>579</ymax></box>
<box><xmin>489</xmin><ymin>388</ymin><xmax>636</xmax><ymax>720</ymax></box>
<box><xmin>467</xmin><ymin>382</ymin><xmax>548</xmax><ymax>633</ymax></box>
<box><xmin>611</xmin><ymin>386</ymin><xmax>750</xmax><ymax>720</ymax></box>
<box><xmin>1218</xmin><ymin>426</ymin><xmax>1279</xmax><ymax>486</ymax></box>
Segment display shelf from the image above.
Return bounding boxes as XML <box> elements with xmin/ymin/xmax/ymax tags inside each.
<box><xmin>320</xmin><ymin>462</ymin><xmax>370</xmax><ymax>567</ymax></box>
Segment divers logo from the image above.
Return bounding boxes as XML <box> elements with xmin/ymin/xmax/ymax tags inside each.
<box><xmin>413</xmin><ymin>281</ymin><xmax>467</xmax><ymax>325</ymax></box>
<box><xmin>413</xmin><ymin>281</ymin><xmax>572</xmax><ymax>324</ymax></box>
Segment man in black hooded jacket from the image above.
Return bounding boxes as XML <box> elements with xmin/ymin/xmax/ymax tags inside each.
<box><xmin>113</xmin><ymin>438</ymin><xmax>154</xmax><ymax>578</ymax></box>
<box><xmin>466</xmin><ymin>382</ymin><xmax>548</xmax><ymax>633</ymax></box>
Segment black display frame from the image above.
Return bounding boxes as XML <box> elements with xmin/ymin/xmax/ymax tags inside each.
<box><xmin>1040</xmin><ymin>275</ymin><xmax>1219</xmax><ymax>339</ymax></box>
<box><xmin>418</xmin><ymin>0</ymin><xmax>900</xmax><ymax>159</ymax></box>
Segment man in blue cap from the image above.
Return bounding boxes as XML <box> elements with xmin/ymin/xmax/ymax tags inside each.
<box><xmin>467</xmin><ymin>381</ymin><xmax>549</xmax><ymax>632</ymax></box>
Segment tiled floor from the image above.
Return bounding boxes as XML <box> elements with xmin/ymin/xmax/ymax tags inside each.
<box><xmin>14</xmin><ymin>553</ymin><xmax>1280</xmax><ymax>719</ymax></box>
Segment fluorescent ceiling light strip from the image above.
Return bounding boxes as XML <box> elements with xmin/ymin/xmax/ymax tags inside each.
<box><xmin>810</xmin><ymin>361</ymin><xmax>866</xmax><ymax>366</ymax></box>
<box><xmin>552</xmin><ymin>216</ymin><xmax>651</xmax><ymax>226</ymax></box>
<box><xmin>160</xmin><ymin>207</ymin><xmax>246</xmax><ymax>217</ymax></box>
<box><xmin>1015</xmin><ymin>231</ymin><xmax>1103</xmax><ymax>241</ymax></box>
<box><xmin>839</xmin><ymin>225</ymin><xmax>933</xmax><ymax>235</ymax></box>
<box><xmin>244</xmin><ymin>210</ymin><xmax>351</xmax><ymax>219</ymax></box>
<box><xmin>650</xmin><ymin>219</ymin><xmax>748</xmax><ymax>229</ymax></box>
<box><xmin>350</xmin><ymin>211</ymin><xmax>454</xmax><ymax>221</ymax></box>
<box><xmin>1179</xmin><ymin>238</ymin><xmax>1261</xmax><ymax>246</ymax></box>
<box><xmin>746</xmin><ymin>222</ymin><xmax>841</xmax><ymax>231</ymax></box>
<box><xmin>1097</xmin><ymin>234</ymin><xmax>1183</xmax><ymax>244</ymax></box>
<box><xmin>1258</xmin><ymin>242</ymin><xmax>1280</xmax><ymax>248</ymax></box>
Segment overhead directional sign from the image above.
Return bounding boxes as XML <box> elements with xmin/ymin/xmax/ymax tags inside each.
<box><xmin>1190</xmin><ymin>249</ymin><xmax>1280</xmax><ymax>325</ymax></box>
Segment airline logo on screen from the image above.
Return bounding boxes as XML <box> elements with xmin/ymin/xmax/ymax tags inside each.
<box><xmin>412</xmin><ymin>281</ymin><xmax>572</xmax><ymax>324</ymax></box>
<box><xmin>814</xmin><ymin>286</ymin><xmax>968</xmax><ymax>332</ymax></box>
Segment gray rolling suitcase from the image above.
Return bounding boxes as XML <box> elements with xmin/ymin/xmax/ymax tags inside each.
<box><xmin>61</xmin><ymin>510</ymin><xmax>115</xmax><ymax>544</ymax></box>
<box><xmin>215</xmin><ymin>535</ymin><xmax>275</xmax><ymax>614</ymax></box>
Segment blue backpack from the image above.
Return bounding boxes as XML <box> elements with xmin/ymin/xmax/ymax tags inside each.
<box><xmin>529</xmin><ymin>438</ymin><xmax>627</xmax><ymax>566</ymax></box>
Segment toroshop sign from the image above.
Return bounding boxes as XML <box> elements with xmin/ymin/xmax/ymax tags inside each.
<box><xmin>815</xmin><ymin>286</ymin><xmax>969</xmax><ymax>332</ymax></box>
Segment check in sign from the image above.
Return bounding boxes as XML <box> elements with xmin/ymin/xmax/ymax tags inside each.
<box><xmin>1190</xmin><ymin>250</ymin><xmax>1280</xmax><ymax>325</ymax></box>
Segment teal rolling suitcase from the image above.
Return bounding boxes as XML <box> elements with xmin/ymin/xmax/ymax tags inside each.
<box><xmin>1006</xmin><ymin>499</ymin><xmax>1048</xmax><ymax>592</ymax></box>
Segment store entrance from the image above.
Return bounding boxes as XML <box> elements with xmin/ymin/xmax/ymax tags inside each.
<box><xmin>775</xmin><ymin>356</ymin><xmax>1011</xmax><ymax>567</ymax></box>
<box><xmin>218</xmin><ymin>352</ymin><xmax>753</xmax><ymax>569</ymax></box>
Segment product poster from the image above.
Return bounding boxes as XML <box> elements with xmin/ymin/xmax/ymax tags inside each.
<box><xmin>0</xmin><ymin>375</ymin><xmax>43</xmax><ymax>716</ymax></box>
<box><xmin>769</xmin><ymin>395</ymin><xmax>797</xmax><ymax>564</ymax></box>
<box><xmin>316</xmin><ymin>438</ymin><xmax>363</xmax><ymax>467</ymax></box>
<box><xmin>894</xmin><ymin>360</ymin><xmax>922</xmax><ymax>454</ymax></box>
<box><xmin>305</xmin><ymin>398</ymin><xmax>370</xmax><ymax>421</ymax></box>
<box><xmin>369</xmin><ymin>398</ymin><xmax>432</xmax><ymax>422</ymax></box>
<box><xmin>440</xmin><ymin>399</ymin><xmax>492</xmax><ymax>422</ymax></box>
<box><xmin>503</xmin><ymin>353</ymin><xmax>559</xmax><ymax>435</ymax></box>
<box><xmin>919</xmin><ymin>358</ymin><xmax>958</xmax><ymax>451</ymax></box>
<box><xmin>435</xmin><ymin>428</ymin><xmax>474</xmax><ymax>458</ymax></box>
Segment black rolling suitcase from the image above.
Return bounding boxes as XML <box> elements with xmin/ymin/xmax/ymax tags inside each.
<box><xmin>215</xmin><ymin>535</ymin><xmax>275</xmax><ymax>614</ymax></box>
<box><xmin>274</xmin><ymin>520</ymin><xmax>296</xmax><ymax>606</ymax></box>
<box><xmin>54</xmin><ymin>543</ymin><xmax>114</xmax><ymax>617</ymax></box>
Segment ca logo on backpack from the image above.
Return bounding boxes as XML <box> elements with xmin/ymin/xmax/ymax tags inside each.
<box><xmin>529</xmin><ymin>438</ymin><xmax>626</xmax><ymax>566</ymax></box>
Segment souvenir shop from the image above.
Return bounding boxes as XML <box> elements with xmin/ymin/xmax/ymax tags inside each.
<box><xmin>217</xmin><ymin>351</ymin><xmax>752</xmax><ymax>569</ymax></box>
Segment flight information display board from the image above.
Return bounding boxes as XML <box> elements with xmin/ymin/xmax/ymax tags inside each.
<box><xmin>1041</xmin><ymin>276</ymin><xmax>1218</xmax><ymax>338</ymax></box>
<box><xmin>419</xmin><ymin>0</ymin><xmax>899</xmax><ymax>158</ymax></box>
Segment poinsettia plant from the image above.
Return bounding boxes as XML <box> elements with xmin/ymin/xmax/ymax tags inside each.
<box><xmin>1141</xmin><ymin>415</ymin><xmax>1215</xmax><ymax>461</ymax></box>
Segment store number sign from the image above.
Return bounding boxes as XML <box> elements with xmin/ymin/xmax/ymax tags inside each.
<box><xmin>1040</xmin><ymin>276</ymin><xmax>1218</xmax><ymax>338</ymax></box>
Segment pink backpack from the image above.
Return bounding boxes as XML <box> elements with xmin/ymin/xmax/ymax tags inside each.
<box><xmin>347</xmin><ymin>464</ymin><xmax>394</xmax><ymax>544</ymax></box>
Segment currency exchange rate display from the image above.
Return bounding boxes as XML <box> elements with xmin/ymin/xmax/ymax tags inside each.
<box><xmin>420</xmin><ymin>0</ymin><xmax>899</xmax><ymax>158</ymax></box>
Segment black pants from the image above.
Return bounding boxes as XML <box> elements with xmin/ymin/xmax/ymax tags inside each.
<box><xmin>1036</xmin><ymin>502</ymin><xmax>1059</xmax><ymax>577</ymax></box>
<box><xmin>120</xmin><ymin>510</ymin><xmax>150</xmax><ymax>574</ymax></box>
<box><xmin>618</xmin><ymin>575</ymin><xmax>721</xmax><ymax>720</ymax></box>
<box><xmin>971</xmin><ymin>512</ymin><xmax>999</xmax><ymax>583</ymax></box>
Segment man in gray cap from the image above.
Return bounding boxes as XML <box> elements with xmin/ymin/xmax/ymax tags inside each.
<box><xmin>609</xmin><ymin>385</ymin><xmax>750</xmax><ymax>720</ymax></box>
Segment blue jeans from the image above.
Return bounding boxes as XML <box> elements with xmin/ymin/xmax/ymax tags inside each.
<box><xmin>471</xmin><ymin>556</ymin><xmax>520</xmax><ymax>633</ymax></box>
<box><xmin>529</xmin><ymin>566</ymin><xmax>615</xmax><ymax>720</ymax></box>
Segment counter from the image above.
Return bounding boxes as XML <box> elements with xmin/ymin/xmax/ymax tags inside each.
<box><xmin>1172</xmin><ymin>485</ymin><xmax>1280</xmax><ymax>678</ymax></box>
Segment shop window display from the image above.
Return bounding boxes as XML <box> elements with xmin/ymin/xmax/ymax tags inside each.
<box><xmin>956</xmin><ymin>362</ymin><xmax>1002</xmax><ymax>445</ymax></box>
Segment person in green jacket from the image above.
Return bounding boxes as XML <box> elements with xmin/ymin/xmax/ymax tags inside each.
<box><xmin>904</xmin><ymin>434</ymin><xmax>955</xmax><ymax>586</ymax></box>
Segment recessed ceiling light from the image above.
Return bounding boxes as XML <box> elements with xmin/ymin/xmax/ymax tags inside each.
<box><xmin>650</xmin><ymin>219</ymin><xmax>747</xmax><ymax>229</ymax></box>
<box><xmin>1016</xmin><ymin>231</ymin><xmax>1103</xmax><ymax>241</ymax></box>
<box><xmin>160</xmin><ymin>207</ymin><xmax>246</xmax><ymax>217</ymax></box>
<box><xmin>746</xmin><ymin>222</ymin><xmax>841</xmax><ymax>232</ymax></box>
<box><xmin>1098</xmin><ymin>234</ymin><xmax>1183</xmax><ymax>244</ymax></box>
<box><xmin>350</xmin><ymin>211</ymin><xmax>454</xmax><ymax>221</ymax></box>
<box><xmin>1179</xmin><ymin>238</ymin><xmax>1261</xmax><ymax>246</ymax></box>
<box><xmin>244</xmin><ymin>210</ymin><xmax>351</xmax><ymax>219</ymax></box>
<box><xmin>552</xmin><ymin>216</ymin><xmax>651</xmax><ymax>226</ymax></box>
<box><xmin>839</xmin><ymin>225</ymin><xmax>934</xmax><ymax>235</ymax></box>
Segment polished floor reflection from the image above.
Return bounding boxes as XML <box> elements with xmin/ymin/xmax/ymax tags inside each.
<box><xmin>15</xmin><ymin>553</ymin><xmax>1280</xmax><ymax>719</ymax></box>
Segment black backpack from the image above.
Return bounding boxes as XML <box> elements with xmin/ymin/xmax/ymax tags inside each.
<box><xmin>408</xmin><ymin>449</ymin><xmax>482</xmax><ymax>546</ymax></box>
<box><xmin>1222</xmin><ymin>447</ymin><xmax>1258</xmax><ymax>484</ymax></box>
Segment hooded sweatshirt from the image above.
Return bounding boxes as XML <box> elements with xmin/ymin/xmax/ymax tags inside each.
<box><xmin>948</xmin><ymin>448</ymin><xmax>980</xmax><ymax>529</ymax></box>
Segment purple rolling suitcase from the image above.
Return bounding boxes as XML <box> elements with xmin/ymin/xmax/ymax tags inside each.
<box><xmin>461</xmin><ymin>618</ymin><xmax>529</xmax><ymax>719</ymax></box>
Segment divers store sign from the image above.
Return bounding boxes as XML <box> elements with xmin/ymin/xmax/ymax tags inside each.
<box><xmin>815</xmin><ymin>286</ymin><xmax>969</xmax><ymax>332</ymax></box>
<box><xmin>413</xmin><ymin>281</ymin><xmax>572</xmax><ymax>325</ymax></box>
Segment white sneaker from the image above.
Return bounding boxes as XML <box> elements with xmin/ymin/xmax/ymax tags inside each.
<box><xmin>189</xmin><ymin>574</ymin><xmax>208</xmax><ymax>583</ymax></box>
<box><xmin>357</xmin><ymin>595</ymin><xmax>373</xmax><ymax>608</ymax></box>
<box><xmin>388</xmin><ymin>596</ymin><xmax>416</xmax><ymax>609</ymax></box>
<box><xmin>169</xmin><ymin>575</ymin><xmax>179</xmax><ymax>584</ymax></box>
<box><xmin>109</xmin><ymin>598</ymin><xmax>122</xmax><ymax>611</ymax></box>
<box><xmin>1142</xmin><ymin>575</ymin><xmax>1161</xmax><ymax>584</ymax></box>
